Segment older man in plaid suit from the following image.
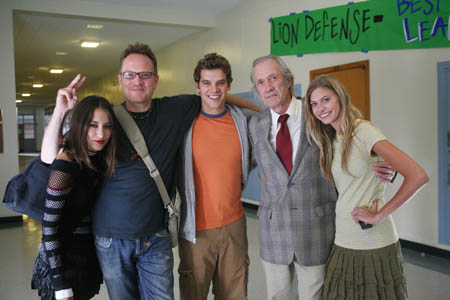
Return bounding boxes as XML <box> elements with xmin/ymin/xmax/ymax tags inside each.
<box><xmin>248</xmin><ymin>55</ymin><xmax>393</xmax><ymax>300</ymax></box>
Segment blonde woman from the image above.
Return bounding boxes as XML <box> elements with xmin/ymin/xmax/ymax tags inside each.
<box><xmin>304</xmin><ymin>75</ymin><xmax>428</xmax><ymax>300</ymax></box>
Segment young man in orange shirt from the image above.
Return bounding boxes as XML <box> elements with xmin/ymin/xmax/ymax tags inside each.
<box><xmin>177</xmin><ymin>53</ymin><xmax>252</xmax><ymax>300</ymax></box>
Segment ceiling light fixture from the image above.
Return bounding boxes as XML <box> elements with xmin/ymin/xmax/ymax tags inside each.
<box><xmin>32</xmin><ymin>84</ymin><xmax>44</xmax><ymax>88</ymax></box>
<box><xmin>81</xmin><ymin>41</ymin><xmax>100</xmax><ymax>48</ymax></box>
<box><xmin>87</xmin><ymin>24</ymin><xmax>104</xmax><ymax>29</ymax></box>
<box><xmin>22</xmin><ymin>93</ymin><xmax>31</xmax><ymax>97</ymax></box>
<box><xmin>50</xmin><ymin>69</ymin><xmax>64</xmax><ymax>74</ymax></box>
<box><xmin>16</xmin><ymin>99</ymin><xmax>22</xmax><ymax>103</ymax></box>
<box><xmin>56</xmin><ymin>52</ymin><xmax>67</xmax><ymax>56</ymax></box>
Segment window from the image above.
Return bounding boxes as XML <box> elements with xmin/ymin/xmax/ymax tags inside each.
<box><xmin>18</xmin><ymin>114</ymin><xmax>35</xmax><ymax>139</ymax></box>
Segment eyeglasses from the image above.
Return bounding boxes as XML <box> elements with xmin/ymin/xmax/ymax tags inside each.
<box><xmin>120</xmin><ymin>71</ymin><xmax>156</xmax><ymax>80</ymax></box>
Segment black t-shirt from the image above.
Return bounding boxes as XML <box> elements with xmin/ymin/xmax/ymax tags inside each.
<box><xmin>92</xmin><ymin>94</ymin><xmax>200</xmax><ymax>238</ymax></box>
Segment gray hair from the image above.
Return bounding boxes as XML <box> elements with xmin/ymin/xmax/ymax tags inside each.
<box><xmin>250</xmin><ymin>55</ymin><xmax>295</xmax><ymax>98</ymax></box>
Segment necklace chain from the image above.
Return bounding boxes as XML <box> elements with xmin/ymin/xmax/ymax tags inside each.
<box><xmin>127</xmin><ymin>107</ymin><xmax>152</xmax><ymax>120</ymax></box>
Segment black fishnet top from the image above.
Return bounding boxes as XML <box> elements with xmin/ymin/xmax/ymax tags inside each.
<box><xmin>41</xmin><ymin>158</ymin><xmax>101</xmax><ymax>292</ymax></box>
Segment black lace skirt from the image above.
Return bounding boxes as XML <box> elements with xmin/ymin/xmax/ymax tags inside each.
<box><xmin>31</xmin><ymin>239</ymin><xmax>103</xmax><ymax>300</ymax></box>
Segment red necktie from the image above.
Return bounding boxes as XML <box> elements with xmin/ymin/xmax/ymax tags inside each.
<box><xmin>276</xmin><ymin>114</ymin><xmax>293</xmax><ymax>175</ymax></box>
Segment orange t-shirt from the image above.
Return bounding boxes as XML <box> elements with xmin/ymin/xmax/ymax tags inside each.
<box><xmin>192</xmin><ymin>110</ymin><xmax>244</xmax><ymax>230</ymax></box>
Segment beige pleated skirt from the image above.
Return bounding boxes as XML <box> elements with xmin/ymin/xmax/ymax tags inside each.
<box><xmin>321</xmin><ymin>241</ymin><xmax>407</xmax><ymax>300</ymax></box>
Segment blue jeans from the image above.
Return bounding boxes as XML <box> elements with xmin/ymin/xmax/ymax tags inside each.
<box><xmin>95</xmin><ymin>229</ymin><xmax>174</xmax><ymax>300</ymax></box>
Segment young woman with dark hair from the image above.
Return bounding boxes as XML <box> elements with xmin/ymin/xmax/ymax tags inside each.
<box><xmin>31</xmin><ymin>80</ymin><xmax>116</xmax><ymax>300</ymax></box>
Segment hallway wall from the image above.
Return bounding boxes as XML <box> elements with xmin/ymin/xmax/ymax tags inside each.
<box><xmin>0</xmin><ymin>0</ymin><xmax>216</xmax><ymax>218</ymax></box>
<box><xmin>154</xmin><ymin>0</ymin><xmax>450</xmax><ymax>251</ymax></box>
<box><xmin>0</xmin><ymin>4</ymin><xmax>20</xmax><ymax>218</ymax></box>
<box><xmin>0</xmin><ymin>0</ymin><xmax>448</xmax><ymax>252</ymax></box>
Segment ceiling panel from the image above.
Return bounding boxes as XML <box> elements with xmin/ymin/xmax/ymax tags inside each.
<box><xmin>13</xmin><ymin>0</ymin><xmax>245</xmax><ymax>106</ymax></box>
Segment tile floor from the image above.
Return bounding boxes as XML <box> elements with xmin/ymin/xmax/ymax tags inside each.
<box><xmin>1</xmin><ymin>155</ymin><xmax>449</xmax><ymax>300</ymax></box>
<box><xmin>1</xmin><ymin>212</ymin><xmax>450</xmax><ymax>300</ymax></box>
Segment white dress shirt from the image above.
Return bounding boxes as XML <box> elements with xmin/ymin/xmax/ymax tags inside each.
<box><xmin>269</xmin><ymin>97</ymin><xmax>302</xmax><ymax>164</ymax></box>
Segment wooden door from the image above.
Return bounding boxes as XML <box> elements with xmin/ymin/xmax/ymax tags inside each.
<box><xmin>310</xmin><ymin>60</ymin><xmax>370</xmax><ymax>120</ymax></box>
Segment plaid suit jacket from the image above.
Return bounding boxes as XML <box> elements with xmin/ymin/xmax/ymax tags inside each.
<box><xmin>248</xmin><ymin>101</ymin><xmax>337</xmax><ymax>266</ymax></box>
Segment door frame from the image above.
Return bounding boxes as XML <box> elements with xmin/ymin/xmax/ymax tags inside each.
<box><xmin>438</xmin><ymin>61</ymin><xmax>450</xmax><ymax>245</ymax></box>
<box><xmin>310</xmin><ymin>60</ymin><xmax>370</xmax><ymax>120</ymax></box>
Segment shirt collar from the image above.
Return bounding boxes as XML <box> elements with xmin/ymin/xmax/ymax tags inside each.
<box><xmin>270</xmin><ymin>97</ymin><xmax>302</xmax><ymax>125</ymax></box>
<box><xmin>200</xmin><ymin>107</ymin><xmax>228</xmax><ymax>119</ymax></box>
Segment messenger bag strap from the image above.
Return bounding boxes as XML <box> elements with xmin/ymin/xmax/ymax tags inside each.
<box><xmin>113</xmin><ymin>104</ymin><xmax>175</xmax><ymax>215</ymax></box>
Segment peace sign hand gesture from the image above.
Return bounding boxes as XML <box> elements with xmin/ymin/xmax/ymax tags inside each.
<box><xmin>54</xmin><ymin>74</ymin><xmax>86</xmax><ymax>114</ymax></box>
<box><xmin>40</xmin><ymin>74</ymin><xmax>86</xmax><ymax>164</ymax></box>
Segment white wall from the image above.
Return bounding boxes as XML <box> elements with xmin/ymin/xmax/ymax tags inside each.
<box><xmin>155</xmin><ymin>0</ymin><xmax>450</xmax><ymax>251</ymax></box>
<box><xmin>0</xmin><ymin>4</ymin><xmax>20</xmax><ymax>218</ymax></box>
<box><xmin>77</xmin><ymin>72</ymin><xmax>123</xmax><ymax>105</ymax></box>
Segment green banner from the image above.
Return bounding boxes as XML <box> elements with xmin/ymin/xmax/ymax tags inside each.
<box><xmin>270</xmin><ymin>0</ymin><xmax>449</xmax><ymax>56</ymax></box>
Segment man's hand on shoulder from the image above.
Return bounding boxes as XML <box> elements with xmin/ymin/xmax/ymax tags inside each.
<box><xmin>226</xmin><ymin>94</ymin><xmax>263</xmax><ymax>112</ymax></box>
<box><xmin>373</xmin><ymin>161</ymin><xmax>397</xmax><ymax>183</ymax></box>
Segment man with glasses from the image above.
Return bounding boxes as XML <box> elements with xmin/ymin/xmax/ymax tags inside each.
<box><xmin>41</xmin><ymin>42</ymin><xmax>259</xmax><ymax>300</ymax></box>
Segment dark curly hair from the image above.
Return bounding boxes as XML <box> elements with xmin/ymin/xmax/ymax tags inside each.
<box><xmin>193</xmin><ymin>53</ymin><xmax>233</xmax><ymax>84</ymax></box>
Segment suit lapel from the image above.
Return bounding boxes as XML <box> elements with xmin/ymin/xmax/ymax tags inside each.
<box><xmin>291</xmin><ymin>101</ymin><xmax>309</xmax><ymax>175</ymax></box>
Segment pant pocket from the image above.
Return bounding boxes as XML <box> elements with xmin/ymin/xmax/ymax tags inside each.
<box><xmin>94</xmin><ymin>236</ymin><xmax>113</xmax><ymax>249</ymax></box>
<box><xmin>155</xmin><ymin>228</ymin><xmax>170</xmax><ymax>238</ymax></box>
